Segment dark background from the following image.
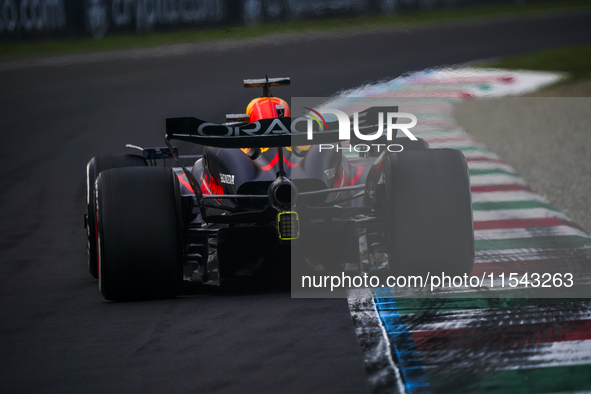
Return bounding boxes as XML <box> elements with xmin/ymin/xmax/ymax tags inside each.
<box><xmin>0</xmin><ymin>0</ymin><xmax>564</xmax><ymax>40</ymax></box>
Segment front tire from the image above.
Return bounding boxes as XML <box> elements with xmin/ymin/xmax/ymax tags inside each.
<box><xmin>96</xmin><ymin>167</ymin><xmax>182</xmax><ymax>301</ymax></box>
<box><xmin>384</xmin><ymin>149</ymin><xmax>474</xmax><ymax>276</ymax></box>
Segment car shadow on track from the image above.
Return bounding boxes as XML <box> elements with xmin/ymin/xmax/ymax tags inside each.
<box><xmin>179</xmin><ymin>277</ymin><xmax>292</xmax><ymax>298</ymax></box>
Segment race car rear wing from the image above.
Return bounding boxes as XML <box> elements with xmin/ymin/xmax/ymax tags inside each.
<box><xmin>165</xmin><ymin>116</ymin><xmax>341</xmax><ymax>148</ymax></box>
<box><xmin>167</xmin><ymin>105</ymin><xmax>401</xmax><ymax>148</ymax></box>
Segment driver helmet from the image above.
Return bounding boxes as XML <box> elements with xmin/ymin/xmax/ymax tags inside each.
<box><xmin>246</xmin><ymin>97</ymin><xmax>290</xmax><ymax>123</ymax></box>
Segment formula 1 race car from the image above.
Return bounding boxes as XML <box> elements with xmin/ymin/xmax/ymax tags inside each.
<box><xmin>85</xmin><ymin>77</ymin><xmax>474</xmax><ymax>301</ymax></box>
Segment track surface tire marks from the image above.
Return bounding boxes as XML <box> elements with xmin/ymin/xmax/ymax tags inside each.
<box><xmin>1</xmin><ymin>11</ymin><xmax>591</xmax><ymax>394</ymax></box>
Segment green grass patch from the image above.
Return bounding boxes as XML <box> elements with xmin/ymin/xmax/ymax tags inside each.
<box><xmin>428</xmin><ymin>365</ymin><xmax>591</xmax><ymax>394</ymax></box>
<box><xmin>486</xmin><ymin>44</ymin><xmax>591</xmax><ymax>82</ymax></box>
<box><xmin>1</xmin><ymin>0</ymin><xmax>591</xmax><ymax>58</ymax></box>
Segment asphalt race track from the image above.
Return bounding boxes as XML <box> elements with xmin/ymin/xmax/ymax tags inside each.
<box><xmin>1</xmin><ymin>10</ymin><xmax>591</xmax><ymax>394</ymax></box>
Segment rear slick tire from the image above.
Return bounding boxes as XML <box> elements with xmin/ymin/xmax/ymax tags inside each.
<box><xmin>86</xmin><ymin>154</ymin><xmax>146</xmax><ymax>279</ymax></box>
<box><xmin>385</xmin><ymin>149</ymin><xmax>474</xmax><ymax>276</ymax></box>
<box><xmin>96</xmin><ymin>167</ymin><xmax>182</xmax><ymax>301</ymax></box>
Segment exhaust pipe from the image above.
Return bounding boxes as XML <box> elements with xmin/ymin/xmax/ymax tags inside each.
<box><xmin>268</xmin><ymin>176</ymin><xmax>297</xmax><ymax>211</ymax></box>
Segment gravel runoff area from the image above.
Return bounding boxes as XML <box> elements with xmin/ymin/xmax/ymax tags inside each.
<box><xmin>454</xmin><ymin>80</ymin><xmax>591</xmax><ymax>232</ymax></box>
